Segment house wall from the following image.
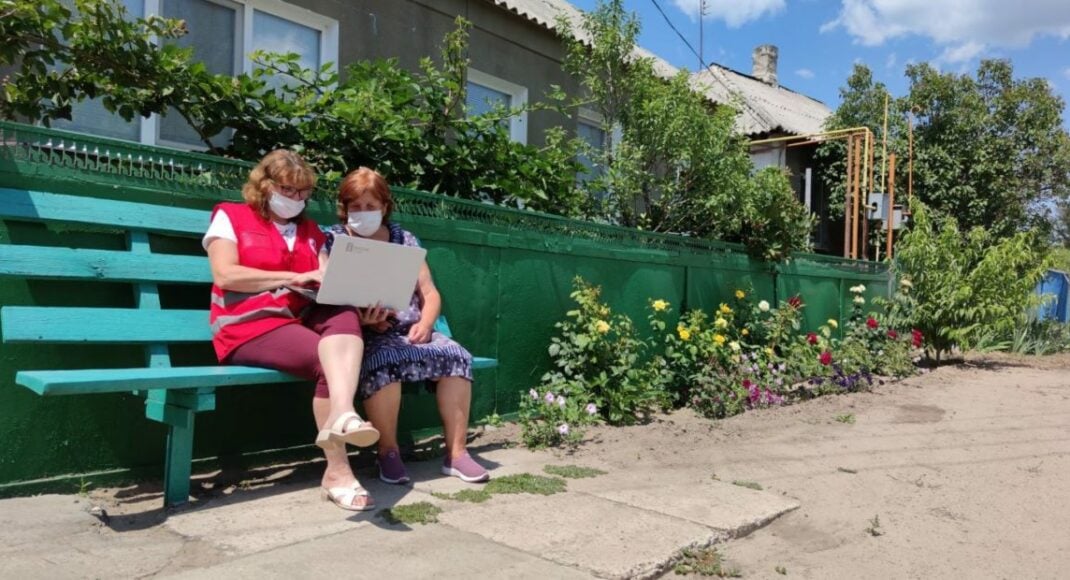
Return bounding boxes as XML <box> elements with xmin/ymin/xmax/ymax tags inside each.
<box><xmin>283</xmin><ymin>0</ymin><xmax>580</xmax><ymax>146</ymax></box>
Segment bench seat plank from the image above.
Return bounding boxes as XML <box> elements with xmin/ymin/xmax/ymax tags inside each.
<box><xmin>0</xmin><ymin>245</ymin><xmax>211</xmax><ymax>284</ymax></box>
<box><xmin>16</xmin><ymin>366</ymin><xmax>300</xmax><ymax>396</ymax></box>
<box><xmin>472</xmin><ymin>356</ymin><xmax>497</xmax><ymax>369</ymax></box>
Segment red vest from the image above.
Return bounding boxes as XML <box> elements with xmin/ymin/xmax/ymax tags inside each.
<box><xmin>209</xmin><ymin>202</ymin><xmax>325</xmax><ymax>361</ymax></box>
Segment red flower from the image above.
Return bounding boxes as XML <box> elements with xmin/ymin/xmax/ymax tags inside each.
<box><xmin>787</xmin><ymin>295</ymin><xmax>803</xmax><ymax>309</ymax></box>
<box><xmin>912</xmin><ymin>329</ymin><xmax>924</xmax><ymax>348</ymax></box>
<box><xmin>806</xmin><ymin>332</ymin><xmax>818</xmax><ymax>345</ymax></box>
<box><xmin>742</xmin><ymin>379</ymin><xmax>753</xmax><ymax>388</ymax></box>
<box><xmin>887</xmin><ymin>330</ymin><xmax>898</xmax><ymax>340</ymax></box>
<box><xmin>819</xmin><ymin>351</ymin><xmax>833</xmax><ymax>366</ymax></box>
<box><xmin>866</xmin><ymin>317</ymin><xmax>879</xmax><ymax>329</ymax></box>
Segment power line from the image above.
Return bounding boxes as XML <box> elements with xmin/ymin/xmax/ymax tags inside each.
<box><xmin>648</xmin><ymin>0</ymin><xmax>707</xmax><ymax>70</ymax></box>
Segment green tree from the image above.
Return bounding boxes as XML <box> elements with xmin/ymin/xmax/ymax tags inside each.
<box><xmin>821</xmin><ymin>60</ymin><xmax>1070</xmax><ymax>240</ymax></box>
<box><xmin>559</xmin><ymin>0</ymin><xmax>812</xmax><ymax>259</ymax></box>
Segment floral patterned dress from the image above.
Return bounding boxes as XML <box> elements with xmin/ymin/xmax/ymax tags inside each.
<box><xmin>324</xmin><ymin>223</ymin><xmax>473</xmax><ymax>399</ymax></box>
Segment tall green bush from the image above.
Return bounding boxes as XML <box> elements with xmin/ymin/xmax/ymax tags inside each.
<box><xmin>883</xmin><ymin>200</ymin><xmax>1052</xmax><ymax>361</ymax></box>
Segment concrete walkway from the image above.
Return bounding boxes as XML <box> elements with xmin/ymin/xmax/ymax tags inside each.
<box><xmin>0</xmin><ymin>444</ymin><xmax>798</xmax><ymax>579</ymax></box>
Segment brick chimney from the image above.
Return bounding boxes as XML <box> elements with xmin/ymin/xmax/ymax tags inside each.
<box><xmin>752</xmin><ymin>44</ymin><xmax>778</xmax><ymax>87</ymax></box>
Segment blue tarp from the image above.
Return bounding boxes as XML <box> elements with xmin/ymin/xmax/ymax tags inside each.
<box><xmin>1036</xmin><ymin>269</ymin><xmax>1069</xmax><ymax>323</ymax></box>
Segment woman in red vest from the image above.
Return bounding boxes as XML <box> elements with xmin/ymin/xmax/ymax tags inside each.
<box><xmin>203</xmin><ymin>150</ymin><xmax>379</xmax><ymax>511</ymax></box>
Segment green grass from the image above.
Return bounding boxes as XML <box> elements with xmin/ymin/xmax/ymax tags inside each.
<box><xmin>674</xmin><ymin>547</ymin><xmax>741</xmax><ymax>577</ymax></box>
<box><xmin>543</xmin><ymin>464</ymin><xmax>607</xmax><ymax>479</ymax></box>
<box><xmin>379</xmin><ymin>502</ymin><xmax>442</xmax><ymax>525</ymax></box>
<box><xmin>834</xmin><ymin>413</ymin><xmax>856</xmax><ymax>424</ymax></box>
<box><xmin>485</xmin><ymin>473</ymin><xmax>567</xmax><ymax>496</ymax></box>
<box><xmin>431</xmin><ymin>489</ymin><xmax>492</xmax><ymax>503</ymax></box>
<box><xmin>731</xmin><ymin>480</ymin><xmax>763</xmax><ymax>491</ymax></box>
<box><xmin>431</xmin><ymin>473</ymin><xmax>569</xmax><ymax>505</ymax></box>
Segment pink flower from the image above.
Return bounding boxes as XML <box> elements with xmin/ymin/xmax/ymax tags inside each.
<box><xmin>585</xmin><ymin>403</ymin><xmax>598</xmax><ymax>415</ymax></box>
<box><xmin>557</xmin><ymin>423</ymin><xmax>570</xmax><ymax>435</ymax></box>
<box><xmin>819</xmin><ymin>351</ymin><xmax>833</xmax><ymax>366</ymax></box>
<box><xmin>556</xmin><ymin>395</ymin><xmax>566</xmax><ymax>408</ymax></box>
<box><xmin>807</xmin><ymin>332</ymin><xmax>818</xmax><ymax>345</ymax></box>
<box><xmin>887</xmin><ymin>330</ymin><xmax>898</xmax><ymax>340</ymax></box>
<box><xmin>544</xmin><ymin>392</ymin><xmax>555</xmax><ymax>404</ymax></box>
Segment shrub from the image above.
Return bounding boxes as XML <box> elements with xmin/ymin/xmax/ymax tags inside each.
<box><xmin>531</xmin><ymin>278</ymin><xmax>671</xmax><ymax>431</ymax></box>
<box><xmin>883</xmin><ymin>200</ymin><xmax>1052</xmax><ymax>361</ymax></box>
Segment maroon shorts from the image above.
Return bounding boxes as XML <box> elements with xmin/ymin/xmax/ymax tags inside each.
<box><xmin>227</xmin><ymin>304</ymin><xmax>361</xmax><ymax>398</ymax></box>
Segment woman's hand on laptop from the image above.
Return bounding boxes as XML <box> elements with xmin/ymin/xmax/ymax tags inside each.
<box><xmin>359</xmin><ymin>303</ymin><xmax>394</xmax><ymax>331</ymax></box>
<box><xmin>290</xmin><ymin>270</ymin><xmax>322</xmax><ymax>287</ymax></box>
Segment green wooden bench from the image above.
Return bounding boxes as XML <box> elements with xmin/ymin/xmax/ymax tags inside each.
<box><xmin>0</xmin><ymin>187</ymin><xmax>496</xmax><ymax>507</ymax></box>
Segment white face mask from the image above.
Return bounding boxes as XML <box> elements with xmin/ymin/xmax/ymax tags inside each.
<box><xmin>268</xmin><ymin>191</ymin><xmax>305</xmax><ymax>219</ymax></box>
<box><xmin>347</xmin><ymin>210</ymin><xmax>383</xmax><ymax>237</ymax></box>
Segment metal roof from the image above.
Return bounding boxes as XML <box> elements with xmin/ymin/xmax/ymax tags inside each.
<box><xmin>488</xmin><ymin>0</ymin><xmax>831</xmax><ymax>136</ymax></box>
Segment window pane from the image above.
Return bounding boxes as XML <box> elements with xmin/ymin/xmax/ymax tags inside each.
<box><xmin>466</xmin><ymin>82</ymin><xmax>511</xmax><ymax>117</ymax></box>
<box><xmin>252</xmin><ymin>10</ymin><xmax>321</xmax><ymax>91</ymax></box>
<box><xmin>52</xmin><ymin>0</ymin><xmax>143</xmax><ymax>141</ymax></box>
<box><xmin>577</xmin><ymin>120</ymin><xmax>606</xmax><ymax>180</ymax></box>
<box><xmin>159</xmin><ymin>0</ymin><xmax>238</xmax><ymax>147</ymax></box>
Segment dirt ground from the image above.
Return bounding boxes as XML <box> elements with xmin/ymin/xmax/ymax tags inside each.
<box><xmin>479</xmin><ymin>353</ymin><xmax>1070</xmax><ymax>579</ymax></box>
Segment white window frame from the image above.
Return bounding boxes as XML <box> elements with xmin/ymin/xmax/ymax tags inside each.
<box><xmin>466</xmin><ymin>68</ymin><xmax>528</xmax><ymax>145</ymax></box>
<box><xmin>75</xmin><ymin>0</ymin><xmax>339</xmax><ymax>150</ymax></box>
<box><xmin>576</xmin><ymin>107</ymin><xmax>607</xmax><ymax>178</ymax></box>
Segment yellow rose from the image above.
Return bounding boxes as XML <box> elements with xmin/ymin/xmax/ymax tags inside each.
<box><xmin>735</xmin><ymin>290</ymin><xmax>745</xmax><ymax>300</ymax></box>
<box><xmin>652</xmin><ymin>299</ymin><xmax>669</xmax><ymax>312</ymax></box>
<box><xmin>765</xmin><ymin>347</ymin><xmax>774</xmax><ymax>357</ymax></box>
<box><xmin>677</xmin><ymin>326</ymin><xmax>692</xmax><ymax>341</ymax></box>
<box><xmin>719</xmin><ymin>303</ymin><xmax>732</xmax><ymax>315</ymax></box>
<box><xmin>713</xmin><ymin>333</ymin><xmax>726</xmax><ymax>345</ymax></box>
<box><xmin>741</xmin><ymin>328</ymin><xmax>749</xmax><ymax>336</ymax></box>
<box><xmin>715</xmin><ymin>317</ymin><xmax>728</xmax><ymax>329</ymax></box>
<box><xmin>595</xmin><ymin>320</ymin><xmax>610</xmax><ymax>334</ymax></box>
<box><xmin>827</xmin><ymin>319</ymin><xmax>839</xmax><ymax>329</ymax></box>
<box><xmin>729</xmin><ymin>341</ymin><xmax>741</xmax><ymax>352</ymax></box>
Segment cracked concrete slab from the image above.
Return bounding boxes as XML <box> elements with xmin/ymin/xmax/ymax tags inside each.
<box><xmin>437</xmin><ymin>492</ymin><xmax>718</xmax><ymax>579</ymax></box>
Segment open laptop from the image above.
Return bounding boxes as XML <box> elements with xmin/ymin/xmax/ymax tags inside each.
<box><xmin>287</xmin><ymin>234</ymin><xmax>426</xmax><ymax>311</ymax></box>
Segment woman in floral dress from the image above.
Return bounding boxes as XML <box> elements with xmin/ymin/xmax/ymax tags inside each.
<box><xmin>324</xmin><ymin>167</ymin><xmax>490</xmax><ymax>484</ymax></box>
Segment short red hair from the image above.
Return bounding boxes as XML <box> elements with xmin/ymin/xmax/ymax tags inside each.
<box><xmin>336</xmin><ymin>167</ymin><xmax>393</xmax><ymax>223</ymax></box>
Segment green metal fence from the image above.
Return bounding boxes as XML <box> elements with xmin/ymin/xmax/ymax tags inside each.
<box><xmin>0</xmin><ymin>121</ymin><xmax>890</xmax><ymax>494</ymax></box>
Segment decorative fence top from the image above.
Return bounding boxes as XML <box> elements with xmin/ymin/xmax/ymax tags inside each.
<box><xmin>0</xmin><ymin>121</ymin><xmax>886</xmax><ymax>275</ymax></box>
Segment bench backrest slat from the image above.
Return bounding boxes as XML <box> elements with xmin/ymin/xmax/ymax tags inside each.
<box><xmin>0</xmin><ymin>188</ymin><xmax>210</xmax><ymax>236</ymax></box>
<box><xmin>2</xmin><ymin>307</ymin><xmax>209</xmax><ymax>343</ymax></box>
<box><xmin>0</xmin><ymin>245</ymin><xmax>211</xmax><ymax>283</ymax></box>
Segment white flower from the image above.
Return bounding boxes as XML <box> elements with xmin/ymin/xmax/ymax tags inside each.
<box><xmin>544</xmin><ymin>392</ymin><xmax>555</xmax><ymax>404</ymax></box>
<box><xmin>853</xmin><ymin>296</ymin><xmax>865</xmax><ymax>305</ymax></box>
<box><xmin>729</xmin><ymin>341</ymin><xmax>741</xmax><ymax>352</ymax></box>
<box><xmin>557</xmin><ymin>423</ymin><xmax>570</xmax><ymax>435</ymax></box>
<box><xmin>758</xmin><ymin>300</ymin><xmax>770</xmax><ymax>312</ymax></box>
<box><xmin>899</xmin><ymin>278</ymin><xmax>913</xmax><ymax>288</ymax></box>
<box><xmin>529</xmin><ymin>389</ymin><xmax>538</xmax><ymax>400</ymax></box>
<box><xmin>585</xmin><ymin>403</ymin><xmax>598</xmax><ymax>415</ymax></box>
<box><xmin>556</xmin><ymin>395</ymin><xmax>566</xmax><ymax>408</ymax></box>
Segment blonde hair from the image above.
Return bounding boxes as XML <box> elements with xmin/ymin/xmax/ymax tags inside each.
<box><xmin>336</xmin><ymin>167</ymin><xmax>393</xmax><ymax>223</ymax></box>
<box><xmin>241</xmin><ymin>150</ymin><xmax>317</xmax><ymax>219</ymax></box>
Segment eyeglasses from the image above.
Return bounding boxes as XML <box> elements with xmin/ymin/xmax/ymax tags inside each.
<box><xmin>276</xmin><ymin>184</ymin><xmax>313</xmax><ymax>199</ymax></box>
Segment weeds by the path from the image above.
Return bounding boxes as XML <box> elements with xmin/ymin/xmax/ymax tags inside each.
<box><xmin>379</xmin><ymin>502</ymin><xmax>442</xmax><ymax>525</ymax></box>
<box><xmin>543</xmin><ymin>464</ymin><xmax>607</xmax><ymax>479</ymax></box>
<box><xmin>674</xmin><ymin>546</ymin><xmax>741</xmax><ymax>577</ymax></box>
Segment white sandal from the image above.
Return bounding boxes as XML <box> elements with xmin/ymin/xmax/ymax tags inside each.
<box><xmin>315</xmin><ymin>411</ymin><xmax>380</xmax><ymax>450</ymax></box>
<box><xmin>322</xmin><ymin>481</ymin><xmax>375</xmax><ymax>512</ymax></box>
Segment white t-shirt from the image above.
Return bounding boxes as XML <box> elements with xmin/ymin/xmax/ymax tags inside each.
<box><xmin>202</xmin><ymin>211</ymin><xmax>298</xmax><ymax>252</ymax></box>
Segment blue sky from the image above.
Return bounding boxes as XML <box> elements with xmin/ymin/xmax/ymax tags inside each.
<box><xmin>568</xmin><ymin>0</ymin><xmax>1070</xmax><ymax>129</ymax></box>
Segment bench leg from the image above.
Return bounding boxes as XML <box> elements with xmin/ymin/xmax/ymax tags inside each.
<box><xmin>163</xmin><ymin>409</ymin><xmax>195</xmax><ymax>508</ymax></box>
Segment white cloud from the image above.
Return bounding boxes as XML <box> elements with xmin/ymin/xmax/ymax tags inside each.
<box><xmin>822</xmin><ymin>0</ymin><xmax>1070</xmax><ymax>49</ymax></box>
<box><xmin>885</xmin><ymin>52</ymin><xmax>897</xmax><ymax>69</ymax></box>
<box><xmin>673</xmin><ymin>0</ymin><xmax>786</xmax><ymax>28</ymax></box>
<box><xmin>936</xmin><ymin>41</ymin><xmax>986</xmax><ymax>65</ymax></box>
<box><xmin>795</xmin><ymin>68</ymin><xmax>815</xmax><ymax>79</ymax></box>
